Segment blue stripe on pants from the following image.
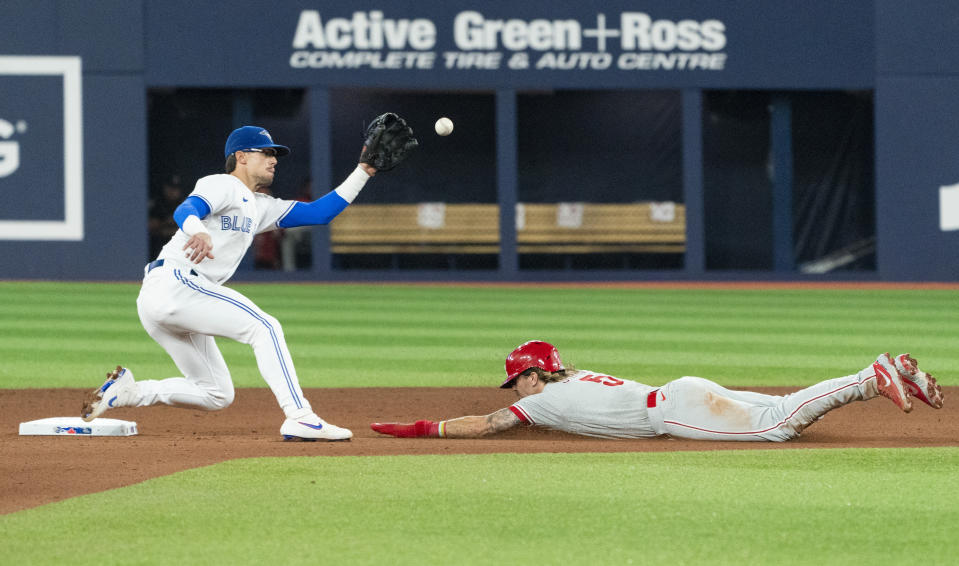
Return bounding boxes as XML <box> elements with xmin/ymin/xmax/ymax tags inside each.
<box><xmin>174</xmin><ymin>269</ymin><xmax>302</xmax><ymax>409</ymax></box>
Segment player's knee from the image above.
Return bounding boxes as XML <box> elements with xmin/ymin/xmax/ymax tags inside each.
<box><xmin>207</xmin><ymin>387</ymin><xmax>235</xmax><ymax>410</ymax></box>
<box><xmin>242</xmin><ymin>313</ymin><xmax>284</xmax><ymax>344</ymax></box>
<box><xmin>252</xmin><ymin>314</ymin><xmax>285</xmax><ymax>342</ymax></box>
<box><xmin>198</xmin><ymin>380</ymin><xmax>234</xmax><ymax>410</ymax></box>
<box><xmin>263</xmin><ymin>313</ymin><xmax>283</xmax><ymax>334</ymax></box>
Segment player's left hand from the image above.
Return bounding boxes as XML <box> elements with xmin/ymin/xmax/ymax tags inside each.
<box><xmin>183</xmin><ymin>233</ymin><xmax>215</xmax><ymax>263</ymax></box>
<box><xmin>359</xmin><ymin>113</ymin><xmax>418</xmax><ymax>172</ymax></box>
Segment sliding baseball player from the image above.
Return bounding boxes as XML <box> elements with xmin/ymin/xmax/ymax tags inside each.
<box><xmin>372</xmin><ymin>340</ymin><xmax>943</xmax><ymax>440</ymax></box>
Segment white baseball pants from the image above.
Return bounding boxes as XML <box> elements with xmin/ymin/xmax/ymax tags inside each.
<box><xmin>133</xmin><ymin>262</ymin><xmax>312</xmax><ymax>419</ymax></box>
<box><xmin>646</xmin><ymin>365</ymin><xmax>879</xmax><ymax>441</ymax></box>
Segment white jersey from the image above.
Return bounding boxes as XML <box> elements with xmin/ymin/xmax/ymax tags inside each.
<box><xmin>157</xmin><ymin>174</ymin><xmax>296</xmax><ymax>284</ymax></box>
<box><xmin>509</xmin><ymin>369</ymin><xmax>659</xmax><ymax>439</ymax></box>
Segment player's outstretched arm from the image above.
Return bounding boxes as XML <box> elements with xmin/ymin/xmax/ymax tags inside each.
<box><xmin>371</xmin><ymin>408</ymin><xmax>522</xmax><ymax>439</ymax></box>
<box><xmin>278</xmin><ymin>113</ymin><xmax>417</xmax><ymax>229</ymax></box>
<box><xmin>277</xmin><ymin>165</ymin><xmax>371</xmax><ymax>228</ymax></box>
<box><xmin>445</xmin><ymin>408</ymin><xmax>522</xmax><ymax>437</ymax></box>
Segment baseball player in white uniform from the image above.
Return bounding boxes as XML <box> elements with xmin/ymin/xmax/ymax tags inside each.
<box><xmin>82</xmin><ymin>117</ymin><xmax>417</xmax><ymax>441</ymax></box>
<box><xmin>371</xmin><ymin>340</ymin><xmax>944</xmax><ymax>440</ymax></box>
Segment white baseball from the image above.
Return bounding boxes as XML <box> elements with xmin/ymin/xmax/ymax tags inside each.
<box><xmin>434</xmin><ymin>117</ymin><xmax>454</xmax><ymax>136</ymax></box>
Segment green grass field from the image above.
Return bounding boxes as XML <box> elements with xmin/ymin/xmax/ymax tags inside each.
<box><xmin>2</xmin><ymin>282</ymin><xmax>957</xmax><ymax>565</ymax></box>
<box><xmin>1</xmin><ymin>281</ymin><xmax>956</xmax><ymax>389</ymax></box>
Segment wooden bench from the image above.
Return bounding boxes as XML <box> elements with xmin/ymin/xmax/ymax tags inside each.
<box><xmin>329</xmin><ymin>203</ymin><xmax>685</xmax><ymax>254</ymax></box>
<box><xmin>329</xmin><ymin>204</ymin><xmax>500</xmax><ymax>254</ymax></box>
<box><xmin>517</xmin><ymin>203</ymin><xmax>685</xmax><ymax>254</ymax></box>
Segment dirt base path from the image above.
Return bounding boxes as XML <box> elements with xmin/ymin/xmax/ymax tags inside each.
<box><xmin>2</xmin><ymin>386</ymin><xmax>956</xmax><ymax>515</ymax></box>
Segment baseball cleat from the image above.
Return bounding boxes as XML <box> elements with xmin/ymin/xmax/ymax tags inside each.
<box><xmin>873</xmin><ymin>353</ymin><xmax>913</xmax><ymax>413</ymax></box>
<box><xmin>81</xmin><ymin>365</ymin><xmax>136</xmax><ymax>422</ymax></box>
<box><xmin>280</xmin><ymin>414</ymin><xmax>353</xmax><ymax>441</ymax></box>
<box><xmin>894</xmin><ymin>353</ymin><xmax>944</xmax><ymax>409</ymax></box>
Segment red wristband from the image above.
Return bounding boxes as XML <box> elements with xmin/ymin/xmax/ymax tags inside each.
<box><xmin>414</xmin><ymin>420</ymin><xmax>440</xmax><ymax>437</ymax></box>
<box><xmin>427</xmin><ymin>421</ymin><xmax>446</xmax><ymax>437</ymax></box>
<box><xmin>371</xmin><ymin>420</ymin><xmax>445</xmax><ymax>438</ymax></box>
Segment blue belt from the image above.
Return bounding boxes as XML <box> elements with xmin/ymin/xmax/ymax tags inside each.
<box><xmin>146</xmin><ymin>259</ymin><xmax>197</xmax><ymax>276</ymax></box>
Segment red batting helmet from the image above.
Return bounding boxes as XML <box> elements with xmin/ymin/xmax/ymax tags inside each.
<box><xmin>501</xmin><ymin>340</ymin><xmax>565</xmax><ymax>388</ymax></box>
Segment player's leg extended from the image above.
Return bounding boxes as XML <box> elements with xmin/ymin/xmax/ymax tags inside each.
<box><xmin>85</xmin><ymin>270</ymin><xmax>236</xmax><ymax>417</ymax></box>
<box><xmin>770</xmin><ymin>353</ymin><xmax>915</xmax><ymax>433</ymax></box>
<box><xmin>656</xmin><ymin>374</ymin><xmax>865</xmax><ymax>442</ymax></box>
<box><xmin>135</xmin><ymin>317</ymin><xmax>235</xmax><ymax>410</ymax></box>
<box><xmin>158</xmin><ymin>268</ymin><xmax>311</xmax><ymax>418</ymax></box>
<box><xmin>657</xmin><ymin>355</ymin><xmax>908</xmax><ymax>442</ymax></box>
<box><xmin>656</xmin><ymin>377</ymin><xmax>793</xmax><ymax>441</ymax></box>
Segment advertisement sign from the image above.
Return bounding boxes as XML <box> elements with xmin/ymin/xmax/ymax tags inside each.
<box><xmin>145</xmin><ymin>1</ymin><xmax>873</xmax><ymax>89</ymax></box>
<box><xmin>289</xmin><ymin>10</ymin><xmax>728</xmax><ymax>72</ymax></box>
<box><xmin>0</xmin><ymin>56</ymin><xmax>83</xmax><ymax>241</ymax></box>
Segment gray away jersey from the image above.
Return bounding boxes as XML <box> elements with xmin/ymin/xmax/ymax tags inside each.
<box><xmin>509</xmin><ymin>369</ymin><xmax>659</xmax><ymax>439</ymax></box>
<box><xmin>158</xmin><ymin>174</ymin><xmax>296</xmax><ymax>284</ymax></box>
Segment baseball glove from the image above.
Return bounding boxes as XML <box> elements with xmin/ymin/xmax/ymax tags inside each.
<box><xmin>359</xmin><ymin>113</ymin><xmax>418</xmax><ymax>172</ymax></box>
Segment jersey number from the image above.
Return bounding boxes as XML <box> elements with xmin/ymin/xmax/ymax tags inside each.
<box><xmin>579</xmin><ymin>374</ymin><xmax>624</xmax><ymax>387</ymax></box>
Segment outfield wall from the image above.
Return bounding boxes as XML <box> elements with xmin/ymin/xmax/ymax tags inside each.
<box><xmin>0</xmin><ymin>0</ymin><xmax>957</xmax><ymax>281</ymax></box>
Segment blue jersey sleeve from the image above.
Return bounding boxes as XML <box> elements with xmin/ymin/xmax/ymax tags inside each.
<box><xmin>172</xmin><ymin>195</ymin><xmax>211</xmax><ymax>229</ymax></box>
<box><xmin>277</xmin><ymin>191</ymin><xmax>350</xmax><ymax>228</ymax></box>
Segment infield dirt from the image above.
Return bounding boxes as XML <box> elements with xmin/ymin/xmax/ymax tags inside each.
<box><xmin>2</xmin><ymin>386</ymin><xmax>956</xmax><ymax>515</ymax></box>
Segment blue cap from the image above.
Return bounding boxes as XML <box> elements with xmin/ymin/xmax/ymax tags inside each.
<box><xmin>224</xmin><ymin>126</ymin><xmax>290</xmax><ymax>158</ymax></box>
